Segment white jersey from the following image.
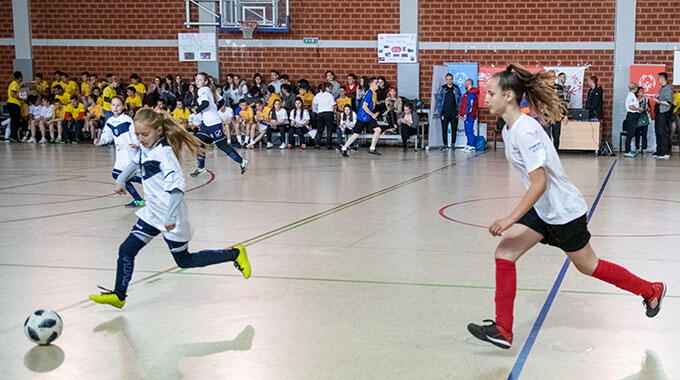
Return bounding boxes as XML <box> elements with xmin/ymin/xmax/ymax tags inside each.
<box><xmin>218</xmin><ymin>106</ymin><xmax>233</xmax><ymax>122</ymax></box>
<box><xmin>188</xmin><ymin>112</ymin><xmax>203</xmax><ymax>126</ymax></box>
<box><xmin>502</xmin><ymin>114</ymin><xmax>588</xmax><ymax>224</ymax></box>
<box><xmin>134</xmin><ymin>138</ymin><xmax>192</xmax><ymax>242</ymax></box>
<box><xmin>29</xmin><ymin>104</ymin><xmax>40</xmax><ymax>117</ymax></box>
<box><xmin>197</xmin><ymin>86</ymin><xmax>221</xmax><ymax>126</ymax></box>
<box><xmin>98</xmin><ymin>114</ymin><xmax>139</xmax><ymax>171</ymax></box>
<box><xmin>41</xmin><ymin>105</ymin><xmax>53</xmax><ymax>119</ymax></box>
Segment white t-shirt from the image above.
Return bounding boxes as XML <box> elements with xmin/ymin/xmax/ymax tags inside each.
<box><xmin>313</xmin><ymin>92</ymin><xmax>336</xmax><ymax>113</ymax></box>
<box><xmin>218</xmin><ymin>106</ymin><xmax>234</xmax><ymax>122</ymax></box>
<box><xmin>29</xmin><ymin>104</ymin><xmax>40</xmax><ymax>117</ymax></box>
<box><xmin>625</xmin><ymin>91</ymin><xmax>640</xmax><ymax>113</ymax></box>
<box><xmin>188</xmin><ymin>113</ymin><xmax>202</xmax><ymax>126</ymax></box>
<box><xmin>269</xmin><ymin>80</ymin><xmax>282</xmax><ymax>94</ymax></box>
<box><xmin>271</xmin><ymin>108</ymin><xmax>289</xmax><ymax>124</ymax></box>
<box><xmin>197</xmin><ymin>86</ymin><xmax>221</xmax><ymax>126</ymax></box>
<box><xmin>41</xmin><ymin>105</ymin><xmax>53</xmax><ymax>119</ymax></box>
<box><xmin>98</xmin><ymin>114</ymin><xmax>140</xmax><ymax>171</ymax></box>
<box><xmin>340</xmin><ymin>112</ymin><xmax>357</xmax><ymax>129</ymax></box>
<box><xmin>290</xmin><ymin>109</ymin><xmax>310</xmax><ymax>128</ymax></box>
<box><xmin>134</xmin><ymin>138</ymin><xmax>192</xmax><ymax>242</ymax></box>
<box><xmin>502</xmin><ymin>114</ymin><xmax>588</xmax><ymax>224</ymax></box>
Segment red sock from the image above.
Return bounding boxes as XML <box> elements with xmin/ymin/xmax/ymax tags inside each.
<box><xmin>495</xmin><ymin>258</ymin><xmax>516</xmax><ymax>339</ymax></box>
<box><xmin>591</xmin><ymin>259</ymin><xmax>654</xmax><ymax>299</ymax></box>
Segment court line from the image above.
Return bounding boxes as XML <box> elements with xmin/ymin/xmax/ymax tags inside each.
<box><xmin>0</xmin><ymin>192</ymin><xmax>117</xmax><ymax>208</ymax></box>
<box><xmin>0</xmin><ymin>175</ymin><xmax>85</xmax><ymax>191</ymax></box>
<box><xmin>508</xmin><ymin>159</ymin><xmax>618</xmax><ymax>380</ymax></box>
<box><xmin>0</xmin><ymin>171</ymin><xmax>215</xmax><ymax>224</ymax></box>
<box><xmin>55</xmin><ymin>153</ymin><xmax>484</xmax><ymax>312</ymax></box>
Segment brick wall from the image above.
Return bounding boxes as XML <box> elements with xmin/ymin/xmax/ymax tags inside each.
<box><xmin>635</xmin><ymin>0</ymin><xmax>680</xmax><ymax>42</ymax></box>
<box><xmin>418</xmin><ymin>0</ymin><xmax>615</xmax><ymax>42</ymax></box>
<box><xmin>0</xmin><ymin>0</ymin><xmax>13</xmax><ymax>38</ymax></box>
<box><xmin>419</xmin><ymin>50</ymin><xmax>615</xmax><ymax>140</ymax></box>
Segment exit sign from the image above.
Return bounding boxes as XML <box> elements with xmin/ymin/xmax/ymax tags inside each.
<box><xmin>303</xmin><ymin>37</ymin><xmax>318</xmax><ymax>44</ymax></box>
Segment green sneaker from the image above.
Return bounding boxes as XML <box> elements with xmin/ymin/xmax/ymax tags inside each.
<box><xmin>54</xmin><ymin>137</ymin><xmax>62</xmax><ymax>144</ymax></box>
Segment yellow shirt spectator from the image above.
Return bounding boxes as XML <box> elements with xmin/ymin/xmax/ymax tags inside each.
<box><xmin>256</xmin><ymin>107</ymin><xmax>271</xmax><ymax>125</ymax></box>
<box><xmin>131</xmin><ymin>83</ymin><xmax>146</xmax><ymax>96</ymax></box>
<box><xmin>34</xmin><ymin>80</ymin><xmax>49</xmax><ymax>96</ymax></box>
<box><xmin>88</xmin><ymin>103</ymin><xmax>104</xmax><ymax>118</ymax></box>
<box><xmin>81</xmin><ymin>82</ymin><xmax>90</xmax><ymax>97</ymax></box>
<box><xmin>336</xmin><ymin>96</ymin><xmax>351</xmax><ymax>111</ymax></box>
<box><xmin>125</xmin><ymin>94</ymin><xmax>142</xmax><ymax>109</ymax></box>
<box><xmin>51</xmin><ymin>80</ymin><xmax>65</xmax><ymax>91</ymax></box>
<box><xmin>267</xmin><ymin>93</ymin><xmax>281</xmax><ymax>109</ymax></box>
<box><xmin>172</xmin><ymin>107</ymin><xmax>189</xmax><ymax>120</ymax></box>
<box><xmin>102</xmin><ymin>86</ymin><xmax>115</xmax><ymax>111</ymax></box>
<box><xmin>7</xmin><ymin>80</ymin><xmax>21</xmax><ymax>105</ymax></box>
<box><xmin>236</xmin><ymin>105</ymin><xmax>254</xmax><ymax>120</ymax></box>
<box><xmin>65</xmin><ymin>103</ymin><xmax>85</xmax><ymax>120</ymax></box>
<box><xmin>64</xmin><ymin>80</ymin><xmax>79</xmax><ymax>96</ymax></box>
<box><xmin>300</xmin><ymin>92</ymin><xmax>314</xmax><ymax>110</ymax></box>
<box><xmin>673</xmin><ymin>92</ymin><xmax>680</xmax><ymax>113</ymax></box>
<box><xmin>55</xmin><ymin>93</ymin><xmax>71</xmax><ymax>106</ymax></box>
<box><xmin>53</xmin><ymin>104</ymin><xmax>65</xmax><ymax>120</ymax></box>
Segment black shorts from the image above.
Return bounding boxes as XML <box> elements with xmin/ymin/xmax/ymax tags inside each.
<box><xmin>352</xmin><ymin>118</ymin><xmax>379</xmax><ymax>134</ymax></box>
<box><xmin>516</xmin><ymin>208</ymin><xmax>590</xmax><ymax>252</ymax></box>
<box><xmin>197</xmin><ymin>122</ymin><xmax>226</xmax><ymax>142</ymax></box>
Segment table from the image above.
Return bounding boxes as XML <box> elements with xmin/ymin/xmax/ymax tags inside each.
<box><xmin>559</xmin><ymin>120</ymin><xmax>600</xmax><ymax>151</ymax></box>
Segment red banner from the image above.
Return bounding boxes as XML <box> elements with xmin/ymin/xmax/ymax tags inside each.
<box><xmin>478</xmin><ymin>65</ymin><xmax>544</xmax><ymax>107</ymax></box>
<box><xmin>630</xmin><ymin>64</ymin><xmax>665</xmax><ymax>119</ymax></box>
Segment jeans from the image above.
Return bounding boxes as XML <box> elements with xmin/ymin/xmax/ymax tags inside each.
<box><xmin>441</xmin><ymin>113</ymin><xmax>458</xmax><ymax>147</ymax></box>
<box><xmin>63</xmin><ymin>119</ymin><xmax>84</xmax><ymax>142</ymax></box>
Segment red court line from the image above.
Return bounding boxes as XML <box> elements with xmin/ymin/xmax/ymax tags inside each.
<box><xmin>0</xmin><ymin>170</ymin><xmax>215</xmax><ymax>224</ymax></box>
<box><xmin>0</xmin><ymin>175</ymin><xmax>85</xmax><ymax>191</ymax></box>
<box><xmin>0</xmin><ymin>192</ymin><xmax>117</xmax><ymax>208</ymax></box>
<box><xmin>439</xmin><ymin>195</ymin><xmax>680</xmax><ymax>238</ymax></box>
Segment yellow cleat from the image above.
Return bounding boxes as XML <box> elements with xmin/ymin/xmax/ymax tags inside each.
<box><xmin>89</xmin><ymin>287</ymin><xmax>126</xmax><ymax>309</ymax></box>
<box><xmin>233</xmin><ymin>245</ymin><xmax>251</xmax><ymax>279</ymax></box>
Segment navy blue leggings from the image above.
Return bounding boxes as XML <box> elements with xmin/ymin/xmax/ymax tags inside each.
<box><xmin>112</xmin><ymin>169</ymin><xmax>142</xmax><ymax>201</ymax></box>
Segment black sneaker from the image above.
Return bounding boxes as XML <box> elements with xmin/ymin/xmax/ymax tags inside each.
<box><xmin>190</xmin><ymin>168</ymin><xmax>207</xmax><ymax>177</ymax></box>
<box><xmin>339</xmin><ymin>149</ymin><xmax>349</xmax><ymax>158</ymax></box>
<box><xmin>467</xmin><ymin>320</ymin><xmax>512</xmax><ymax>349</ymax></box>
<box><xmin>351</xmin><ymin>145</ymin><xmax>359</xmax><ymax>151</ymax></box>
<box><xmin>644</xmin><ymin>282</ymin><xmax>666</xmax><ymax>318</ymax></box>
<box><xmin>368</xmin><ymin>148</ymin><xmax>381</xmax><ymax>155</ymax></box>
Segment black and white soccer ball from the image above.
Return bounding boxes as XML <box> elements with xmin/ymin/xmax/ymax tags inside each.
<box><xmin>24</xmin><ymin>310</ymin><xmax>63</xmax><ymax>345</ymax></box>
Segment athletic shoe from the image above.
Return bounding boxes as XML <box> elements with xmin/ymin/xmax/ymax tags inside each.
<box><xmin>89</xmin><ymin>286</ymin><xmax>125</xmax><ymax>309</ymax></box>
<box><xmin>190</xmin><ymin>167</ymin><xmax>207</xmax><ymax>177</ymax></box>
<box><xmin>266</xmin><ymin>142</ymin><xmax>273</xmax><ymax>149</ymax></box>
<box><xmin>644</xmin><ymin>282</ymin><xmax>666</xmax><ymax>318</ymax></box>
<box><xmin>125</xmin><ymin>200</ymin><xmax>144</xmax><ymax>208</ymax></box>
<box><xmin>246</xmin><ymin>143</ymin><xmax>254</xmax><ymax>150</ymax></box>
<box><xmin>27</xmin><ymin>137</ymin><xmax>36</xmax><ymax>143</ymax></box>
<box><xmin>467</xmin><ymin>319</ymin><xmax>512</xmax><ymax>349</ymax></box>
<box><xmin>54</xmin><ymin>137</ymin><xmax>62</xmax><ymax>144</ymax></box>
<box><xmin>658</xmin><ymin>155</ymin><xmax>670</xmax><ymax>160</ymax></box>
<box><xmin>279</xmin><ymin>143</ymin><xmax>287</xmax><ymax>150</ymax></box>
<box><xmin>351</xmin><ymin>145</ymin><xmax>359</xmax><ymax>151</ymax></box>
<box><xmin>233</xmin><ymin>244</ymin><xmax>251</xmax><ymax>279</ymax></box>
<box><xmin>300</xmin><ymin>144</ymin><xmax>306</xmax><ymax>150</ymax></box>
<box><xmin>368</xmin><ymin>148</ymin><xmax>381</xmax><ymax>155</ymax></box>
<box><xmin>49</xmin><ymin>138</ymin><xmax>55</xmax><ymax>143</ymax></box>
<box><xmin>339</xmin><ymin>148</ymin><xmax>349</xmax><ymax>158</ymax></box>
<box><xmin>38</xmin><ymin>138</ymin><xmax>47</xmax><ymax>144</ymax></box>
<box><xmin>240</xmin><ymin>159</ymin><xmax>248</xmax><ymax>175</ymax></box>
<box><xmin>624</xmin><ymin>152</ymin><xmax>635</xmax><ymax>158</ymax></box>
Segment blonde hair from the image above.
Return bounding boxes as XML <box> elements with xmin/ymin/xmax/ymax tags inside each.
<box><xmin>492</xmin><ymin>64</ymin><xmax>563</xmax><ymax>125</ymax></box>
<box><xmin>628</xmin><ymin>82</ymin><xmax>638</xmax><ymax>91</ymax></box>
<box><xmin>134</xmin><ymin>107</ymin><xmax>203</xmax><ymax>161</ymax></box>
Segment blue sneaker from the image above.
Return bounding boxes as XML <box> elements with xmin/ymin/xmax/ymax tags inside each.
<box><xmin>624</xmin><ymin>152</ymin><xmax>635</xmax><ymax>158</ymax></box>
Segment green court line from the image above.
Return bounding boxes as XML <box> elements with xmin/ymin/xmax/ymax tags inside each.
<box><xmin>146</xmin><ymin>278</ymin><xmax>162</xmax><ymax>284</ymax></box>
<box><xmin>1</xmin><ymin>262</ymin><xmax>677</xmax><ymax>299</ymax></box>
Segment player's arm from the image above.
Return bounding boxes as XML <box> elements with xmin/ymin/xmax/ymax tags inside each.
<box><xmin>113</xmin><ymin>161</ymin><xmax>138</xmax><ymax>194</ymax></box>
<box><xmin>362</xmin><ymin>101</ymin><xmax>376</xmax><ymax>119</ymax></box>
<box><xmin>490</xmin><ymin>167</ymin><xmax>546</xmax><ymax>237</ymax></box>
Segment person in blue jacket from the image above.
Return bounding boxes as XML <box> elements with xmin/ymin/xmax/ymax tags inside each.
<box><xmin>437</xmin><ymin>73</ymin><xmax>461</xmax><ymax>150</ymax></box>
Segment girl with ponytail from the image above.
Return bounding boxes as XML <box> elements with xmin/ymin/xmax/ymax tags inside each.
<box><xmin>88</xmin><ymin>106</ymin><xmax>252</xmax><ymax>309</ymax></box>
<box><xmin>467</xmin><ymin>64</ymin><xmax>665</xmax><ymax>349</ymax></box>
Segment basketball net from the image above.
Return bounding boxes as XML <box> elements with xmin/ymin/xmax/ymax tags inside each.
<box><xmin>238</xmin><ymin>21</ymin><xmax>258</xmax><ymax>39</ymax></box>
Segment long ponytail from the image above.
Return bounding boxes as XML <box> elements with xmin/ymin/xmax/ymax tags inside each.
<box><xmin>134</xmin><ymin>107</ymin><xmax>203</xmax><ymax>161</ymax></box>
<box><xmin>493</xmin><ymin>64</ymin><xmax>563</xmax><ymax>125</ymax></box>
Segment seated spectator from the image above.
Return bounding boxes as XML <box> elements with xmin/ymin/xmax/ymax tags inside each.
<box><xmin>85</xmin><ymin>94</ymin><xmax>104</xmax><ymax>142</ymax></box>
<box><xmin>253</xmin><ymin>73</ymin><xmax>268</xmax><ymax>97</ymax></box>
<box><xmin>129</xmin><ymin>74</ymin><xmax>146</xmax><ymax>96</ymax></box>
<box><xmin>62</xmin><ymin>72</ymin><xmax>79</xmax><ymax>98</ymax></box>
<box><xmin>398</xmin><ymin>102</ymin><xmax>419</xmax><ymax>152</ymax></box>
<box><xmin>234</xmin><ymin>98</ymin><xmax>254</xmax><ymax>147</ymax></box>
<box><xmin>355</xmin><ymin>76</ymin><xmax>368</xmax><ymax>111</ymax></box>
<box><xmin>125</xmin><ymin>86</ymin><xmax>142</xmax><ymax>114</ymax></box>
<box><xmin>154</xmin><ymin>99</ymin><xmax>168</xmax><ymax>113</ymax></box>
<box><xmin>184</xmin><ymin>83</ymin><xmax>197</xmax><ymax>108</ymax></box>
<box><xmin>248</xmin><ymin>100</ymin><xmax>270</xmax><ymax>149</ymax></box>
<box><xmin>172</xmin><ymin>100</ymin><xmax>189</xmax><ymax>129</ymax></box>
<box><xmin>265</xmin><ymin>99</ymin><xmax>289</xmax><ymax>149</ymax></box>
<box><xmin>336</xmin><ymin>87</ymin><xmax>352</xmax><ymax>121</ymax></box>
<box><xmin>345</xmin><ymin>74</ymin><xmax>358</xmax><ymax>106</ymax></box>
<box><xmin>46</xmin><ymin>99</ymin><xmax>64</xmax><ymax>143</ymax></box>
<box><xmin>384</xmin><ymin>87</ymin><xmax>402</xmax><ymax>129</ymax></box>
<box><xmin>269</xmin><ymin>70</ymin><xmax>282</xmax><ymax>94</ymax></box>
<box><xmin>266</xmin><ymin>85</ymin><xmax>281</xmax><ymax>109</ymax></box>
<box><xmin>53</xmin><ymin>85</ymin><xmax>70</xmax><ymax>107</ymax></box>
<box><xmin>23</xmin><ymin>95</ymin><xmax>40</xmax><ymax>142</ymax></box>
<box><xmin>325</xmin><ymin>71</ymin><xmax>341</xmax><ymax>98</ymax></box>
<box><xmin>92</xmin><ymin>86</ymin><xmax>104</xmax><ymax>106</ymax></box>
<box><xmin>337</xmin><ymin>104</ymin><xmax>358</xmax><ymax>150</ymax></box>
<box><xmin>50</xmin><ymin>71</ymin><xmax>64</xmax><ymax>92</ymax></box>
<box><xmin>31</xmin><ymin>72</ymin><xmax>49</xmax><ymax>96</ymax></box>
<box><xmin>288</xmin><ymin>97</ymin><xmax>310</xmax><ymax>150</ymax></box>
<box><xmin>244</xmin><ymin>85</ymin><xmax>261</xmax><ymax>107</ymax></box>
<box><xmin>143</xmin><ymin>82</ymin><xmax>159</xmax><ymax>107</ymax></box>
<box><xmin>31</xmin><ymin>95</ymin><xmax>52</xmax><ymax>143</ymax></box>
<box><xmin>63</xmin><ymin>95</ymin><xmax>85</xmax><ymax>143</ymax></box>
<box><xmin>188</xmin><ymin>108</ymin><xmax>202</xmax><ymax>134</ymax></box>
<box><xmin>218</xmin><ymin>102</ymin><xmax>234</xmax><ymax>143</ymax></box>
<box><xmin>80</xmin><ymin>72</ymin><xmax>90</xmax><ymax>97</ymax></box>
<box><xmin>280</xmin><ymin>84</ymin><xmax>296</xmax><ymax>110</ymax></box>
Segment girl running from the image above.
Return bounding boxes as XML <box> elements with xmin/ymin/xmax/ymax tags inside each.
<box><xmin>94</xmin><ymin>96</ymin><xmax>144</xmax><ymax>207</ymax></box>
<box><xmin>467</xmin><ymin>64</ymin><xmax>666</xmax><ymax>349</ymax></box>
<box><xmin>89</xmin><ymin>107</ymin><xmax>251</xmax><ymax>309</ymax></box>
<box><xmin>190</xmin><ymin>72</ymin><xmax>247</xmax><ymax>177</ymax></box>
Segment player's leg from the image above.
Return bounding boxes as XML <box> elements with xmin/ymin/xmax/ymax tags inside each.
<box><xmin>191</xmin><ymin>127</ymin><xmax>211</xmax><ymax>177</ymax></box>
<box><xmin>214</xmin><ymin>137</ymin><xmax>247</xmax><ymax>174</ymax></box>
<box><xmin>164</xmin><ymin>238</ymin><xmax>251</xmax><ymax>279</ymax></box>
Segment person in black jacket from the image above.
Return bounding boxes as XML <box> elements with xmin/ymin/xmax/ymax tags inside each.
<box><xmin>585</xmin><ymin>76</ymin><xmax>603</xmax><ymax>121</ymax></box>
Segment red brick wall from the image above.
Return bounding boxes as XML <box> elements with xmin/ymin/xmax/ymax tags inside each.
<box><xmin>0</xmin><ymin>0</ymin><xmax>13</xmax><ymax>38</ymax></box>
<box><xmin>419</xmin><ymin>0</ymin><xmax>615</xmax><ymax>42</ymax></box>
<box><xmin>635</xmin><ymin>1</ymin><xmax>680</xmax><ymax>42</ymax></box>
<box><xmin>420</xmin><ymin>50</ymin><xmax>615</xmax><ymax>140</ymax></box>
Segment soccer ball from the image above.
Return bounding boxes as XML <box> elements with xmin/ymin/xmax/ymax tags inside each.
<box><xmin>24</xmin><ymin>310</ymin><xmax>63</xmax><ymax>345</ymax></box>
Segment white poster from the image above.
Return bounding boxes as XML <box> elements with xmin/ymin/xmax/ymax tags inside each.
<box><xmin>543</xmin><ymin>66</ymin><xmax>586</xmax><ymax>109</ymax></box>
<box><xmin>178</xmin><ymin>33</ymin><xmax>217</xmax><ymax>62</ymax></box>
<box><xmin>377</xmin><ymin>34</ymin><xmax>417</xmax><ymax>63</ymax></box>
<box><xmin>674</xmin><ymin>51</ymin><xmax>680</xmax><ymax>85</ymax></box>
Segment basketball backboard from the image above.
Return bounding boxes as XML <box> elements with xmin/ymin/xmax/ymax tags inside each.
<box><xmin>220</xmin><ymin>0</ymin><xmax>290</xmax><ymax>32</ymax></box>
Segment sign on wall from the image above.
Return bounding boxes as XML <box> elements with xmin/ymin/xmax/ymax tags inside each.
<box><xmin>478</xmin><ymin>66</ymin><xmax>544</xmax><ymax>107</ymax></box>
<box><xmin>377</xmin><ymin>34</ymin><xmax>417</xmax><ymax>63</ymax></box>
<box><xmin>178</xmin><ymin>33</ymin><xmax>217</xmax><ymax>62</ymax></box>
<box><xmin>444</xmin><ymin>62</ymin><xmax>478</xmax><ymax>92</ymax></box>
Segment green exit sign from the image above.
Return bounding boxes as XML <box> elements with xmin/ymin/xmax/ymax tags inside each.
<box><xmin>303</xmin><ymin>37</ymin><xmax>318</xmax><ymax>44</ymax></box>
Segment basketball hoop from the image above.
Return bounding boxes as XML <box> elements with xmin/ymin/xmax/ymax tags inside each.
<box><xmin>238</xmin><ymin>21</ymin><xmax>258</xmax><ymax>39</ymax></box>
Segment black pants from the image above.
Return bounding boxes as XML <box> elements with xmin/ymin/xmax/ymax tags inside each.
<box><xmin>546</xmin><ymin>121</ymin><xmax>561</xmax><ymax>150</ymax></box>
<box><xmin>635</xmin><ymin>125</ymin><xmax>648</xmax><ymax>151</ymax></box>
<box><xmin>441</xmin><ymin>113</ymin><xmax>458</xmax><ymax>147</ymax></box>
<box><xmin>399</xmin><ymin>123</ymin><xmax>416</xmax><ymax>149</ymax></box>
<box><xmin>63</xmin><ymin>119</ymin><xmax>84</xmax><ymax>142</ymax></box>
<box><xmin>386</xmin><ymin>110</ymin><xmax>398</xmax><ymax>129</ymax></box>
<box><xmin>288</xmin><ymin>127</ymin><xmax>307</xmax><ymax>146</ymax></box>
<box><xmin>655</xmin><ymin>111</ymin><xmax>671</xmax><ymax>156</ymax></box>
<box><xmin>266</xmin><ymin>125</ymin><xmax>288</xmax><ymax>145</ymax></box>
<box><xmin>314</xmin><ymin>111</ymin><xmax>335</xmax><ymax>147</ymax></box>
<box><xmin>6</xmin><ymin>103</ymin><xmax>21</xmax><ymax>140</ymax></box>
<box><xmin>623</xmin><ymin>112</ymin><xmax>641</xmax><ymax>153</ymax></box>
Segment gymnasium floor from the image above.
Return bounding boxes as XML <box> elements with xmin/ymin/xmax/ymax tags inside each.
<box><xmin>0</xmin><ymin>142</ymin><xmax>677</xmax><ymax>380</ymax></box>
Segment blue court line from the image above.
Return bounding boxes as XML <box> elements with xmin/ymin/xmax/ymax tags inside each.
<box><xmin>508</xmin><ymin>158</ymin><xmax>618</xmax><ymax>380</ymax></box>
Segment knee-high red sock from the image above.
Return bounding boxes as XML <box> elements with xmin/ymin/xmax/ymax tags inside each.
<box><xmin>591</xmin><ymin>259</ymin><xmax>654</xmax><ymax>299</ymax></box>
<box><xmin>495</xmin><ymin>258</ymin><xmax>516</xmax><ymax>338</ymax></box>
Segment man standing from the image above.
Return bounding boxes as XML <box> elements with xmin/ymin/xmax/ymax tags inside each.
<box><xmin>313</xmin><ymin>83</ymin><xmax>337</xmax><ymax>149</ymax></box>
<box><xmin>548</xmin><ymin>72</ymin><xmax>571</xmax><ymax>150</ymax></box>
<box><xmin>437</xmin><ymin>73</ymin><xmax>461</xmax><ymax>150</ymax></box>
<box><xmin>6</xmin><ymin>71</ymin><xmax>23</xmax><ymax>142</ymax></box>
<box><xmin>653</xmin><ymin>72</ymin><xmax>673</xmax><ymax>159</ymax></box>
<box><xmin>585</xmin><ymin>76</ymin><xmax>603</xmax><ymax>121</ymax></box>
<box><xmin>458</xmin><ymin>79</ymin><xmax>479</xmax><ymax>152</ymax></box>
